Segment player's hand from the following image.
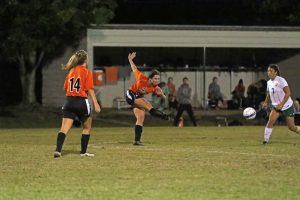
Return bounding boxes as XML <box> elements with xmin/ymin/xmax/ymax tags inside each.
<box><xmin>94</xmin><ymin>103</ymin><xmax>101</xmax><ymax>113</ymax></box>
<box><xmin>128</xmin><ymin>52</ymin><xmax>136</xmax><ymax>61</ymax></box>
<box><xmin>262</xmin><ymin>102</ymin><xmax>268</xmax><ymax>110</ymax></box>
<box><xmin>275</xmin><ymin>103</ymin><xmax>283</xmax><ymax>111</ymax></box>
<box><xmin>155</xmin><ymin>87</ymin><xmax>166</xmax><ymax>99</ymax></box>
<box><xmin>155</xmin><ymin>87</ymin><xmax>163</xmax><ymax>96</ymax></box>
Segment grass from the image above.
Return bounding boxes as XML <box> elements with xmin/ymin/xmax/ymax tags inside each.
<box><xmin>0</xmin><ymin>126</ymin><xmax>300</xmax><ymax>200</ymax></box>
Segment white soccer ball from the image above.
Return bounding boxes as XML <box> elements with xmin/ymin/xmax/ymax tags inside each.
<box><xmin>243</xmin><ymin>107</ymin><xmax>256</xmax><ymax>119</ymax></box>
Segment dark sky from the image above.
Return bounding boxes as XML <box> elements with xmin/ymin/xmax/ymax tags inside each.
<box><xmin>112</xmin><ymin>0</ymin><xmax>258</xmax><ymax>25</ymax></box>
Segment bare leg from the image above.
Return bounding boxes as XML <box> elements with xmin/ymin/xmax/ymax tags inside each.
<box><xmin>286</xmin><ymin>116</ymin><xmax>300</xmax><ymax>134</ymax></box>
<box><xmin>60</xmin><ymin>118</ymin><xmax>74</xmax><ymax>134</ymax></box>
<box><xmin>134</xmin><ymin>98</ymin><xmax>169</xmax><ymax>120</ymax></box>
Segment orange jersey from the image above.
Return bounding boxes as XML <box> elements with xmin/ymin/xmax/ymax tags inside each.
<box><xmin>64</xmin><ymin>65</ymin><xmax>94</xmax><ymax>97</ymax></box>
<box><xmin>129</xmin><ymin>70</ymin><xmax>158</xmax><ymax>95</ymax></box>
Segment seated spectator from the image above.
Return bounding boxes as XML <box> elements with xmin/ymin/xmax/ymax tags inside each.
<box><xmin>244</xmin><ymin>79</ymin><xmax>267</xmax><ymax>109</ymax></box>
<box><xmin>208</xmin><ymin>77</ymin><xmax>224</xmax><ymax>108</ymax></box>
<box><xmin>231</xmin><ymin>79</ymin><xmax>245</xmax><ymax>109</ymax></box>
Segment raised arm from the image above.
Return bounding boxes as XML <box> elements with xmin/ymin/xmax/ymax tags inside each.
<box><xmin>128</xmin><ymin>52</ymin><xmax>137</xmax><ymax>72</ymax></box>
<box><xmin>262</xmin><ymin>94</ymin><xmax>270</xmax><ymax>110</ymax></box>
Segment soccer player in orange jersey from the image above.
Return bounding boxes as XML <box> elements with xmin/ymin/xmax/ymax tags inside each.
<box><xmin>54</xmin><ymin>50</ymin><xmax>101</xmax><ymax>158</ymax></box>
<box><xmin>126</xmin><ymin>52</ymin><xmax>169</xmax><ymax>145</ymax></box>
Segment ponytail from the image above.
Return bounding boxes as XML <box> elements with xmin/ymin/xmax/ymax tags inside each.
<box><xmin>62</xmin><ymin>50</ymin><xmax>88</xmax><ymax>70</ymax></box>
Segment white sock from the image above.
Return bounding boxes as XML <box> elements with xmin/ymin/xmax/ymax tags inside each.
<box><xmin>264</xmin><ymin>127</ymin><xmax>273</xmax><ymax>142</ymax></box>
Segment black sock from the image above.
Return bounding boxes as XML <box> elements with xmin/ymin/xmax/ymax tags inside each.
<box><xmin>81</xmin><ymin>134</ymin><xmax>90</xmax><ymax>154</ymax></box>
<box><xmin>135</xmin><ymin>125</ymin><xmax>143</xmax><ymax>142</ymax></box>
<box><xmin>149</xmin><ymin>108</ymin><xmax>168</xmax><ymax>120</ymax></box>
<box><xmin>56</xmin><ymin>132</ymin><xmax>66</xmax><ymax>152</ymax></box>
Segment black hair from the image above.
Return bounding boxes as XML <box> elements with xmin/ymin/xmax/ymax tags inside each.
<box><xmin>268</xmin><ymin>64</ymin><xmax>280</xmax><ymax>76</ymax></box>
<box><xmin>148</xmin><ymin>69</ymin><xmax>160</xmax><ymax>79</ymax></box>
<box><xmin>183</xmin><ymin>77</ymin><xmax>188</xmax><ymax>81</ymax></box>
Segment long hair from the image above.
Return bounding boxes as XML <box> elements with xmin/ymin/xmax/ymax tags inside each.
<box><xmin>148</xmin><ymin>69</ymin><xmax>160</xmax><ymax>79</ymax></box>
<box><xmin>268</xmin><ymin>64</ymin><xmax>280</xmax><ymax>76</ymax></box>
<box><xmin>62</xmin><ymin>50</ymin><xmax>88</xmax><ymax>70</ymax></box>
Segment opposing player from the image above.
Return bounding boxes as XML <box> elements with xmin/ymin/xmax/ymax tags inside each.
<box><xmin>54</xmin><ymin>50</ymin><xmax>101</xmax><ymax>157</ymax></box>
<box><xmin>262</xmin><ymin>64</ymin><xmax>300</xmax><ymax>144</ymax></box>
<box><xmin>126</xmin><ymin>52</ymin><xmax>169</xmax><ymax>145</ymax></box>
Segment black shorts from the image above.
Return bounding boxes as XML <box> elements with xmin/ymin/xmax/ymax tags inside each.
<box><xmin>62</xmin><ymin>96</ymin><xmax>91</xmax><ymax>122</ymax></box>
<box><xmin>125</xmin><ymin>90</ymin><xmax>143</xmax><ymax>105</ymax></box>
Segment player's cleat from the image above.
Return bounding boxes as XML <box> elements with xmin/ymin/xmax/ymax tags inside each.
<box><xmin>54</xmin><ymin>151</ymin><xmax>62</xmax><ymax>158</ymax></box>
<box><xmin>262</xmin><ymin>141</ymin><xmax>269</xmax><ymax>145</ymax></box>
<box><xmin>80</xmin><ymin>152</ymin><xmax>95</xmax><ymax>157</ymax></box>
<box><xmin>133</xmin><ymin>141</ymin><xmax>143</xmax><ymax>145</ymax></box>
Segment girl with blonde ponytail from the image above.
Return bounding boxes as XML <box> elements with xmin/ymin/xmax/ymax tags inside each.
<box><xmin>54</xmin><ymin>50</ymin><xmax>101</xmax><ymax>158</ymax></box>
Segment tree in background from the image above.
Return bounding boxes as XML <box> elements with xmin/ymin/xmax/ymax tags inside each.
<box><xmin>242</xmin><ymin>0</ymin><xmax>300</xmax><ymax>25</ymax></box>
<box><xmin>0</xmin><ymin>0</ymin><xmax>117</xmax><ymax>105</ymax></box>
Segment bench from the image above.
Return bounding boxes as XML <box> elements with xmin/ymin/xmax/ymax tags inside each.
<box><xmin>216</xmin><ymin>116</ymin><xmax>228</xmax><ymax>127</ymax></box>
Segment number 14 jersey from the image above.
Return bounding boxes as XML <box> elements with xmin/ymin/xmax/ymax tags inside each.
<box><xmin>64</xmin><ymin>65</ymin><xmax>94</xmax><ymax>97</ymax></box>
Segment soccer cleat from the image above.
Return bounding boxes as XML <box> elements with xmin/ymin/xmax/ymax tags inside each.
<box><xmin>262</xmin><ymin>141</ymin><xmax>269</xmax><ymax>145</ymax></box>
<box><xmin>54</xmin><ymin>151</ymin><xmax>62</xmax><ymax>158</ymax></box>
<box><xmin>80</xmin><ymin>152</ymin><xmax>95</xmax><ymax>157</ymax></box>
<box><xmin>133</xmin><ymin>141</ymin><xmax>143</xmax><ymax>145</ymax></box>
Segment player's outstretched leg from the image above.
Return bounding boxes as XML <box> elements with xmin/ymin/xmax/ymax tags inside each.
<box><xmin>149</xmin><ymin>108</ymin><xmax>169</xmax><ymax>120</ymax></box>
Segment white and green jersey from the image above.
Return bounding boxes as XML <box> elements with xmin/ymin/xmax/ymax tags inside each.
<box><xmin>267</xmin><ymin>76</ymin><xmax>293</xmax><ymax>111</ymax></box>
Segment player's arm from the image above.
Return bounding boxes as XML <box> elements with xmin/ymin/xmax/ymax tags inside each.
<box><xmin>88</xmin><ymin>89</ymin><xmax>101</xmax><ymax>113</ymax></box>
<box><xmin>128</xmin><ymin>52</ymin><xmax>137</xmax><ymax>72</ymax></box>
<box><xmin>155</xmin><ymin>87</ymin><xmax>166</xmax><ymax>99</ymax></box>
<box><xmin>276</xmin><ymin>86</ymin><xmax>291</xmax><ymax>110</ymax></box>
<box><xmin>262</xmin><ymin>94</ymin><xmax>270</xmax><ymax>109</ymax></box>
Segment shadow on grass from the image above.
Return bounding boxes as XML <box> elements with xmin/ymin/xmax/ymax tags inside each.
<box><xmin>62</xmin><ymin>149</ymin><xmax>80</xmax><ymax>156</ymax></box>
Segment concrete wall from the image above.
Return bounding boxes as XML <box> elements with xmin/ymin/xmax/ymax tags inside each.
<box><xmin>42</xmin><ymin>39</ymin><xmax>87</xmax><ymax>107</ymax></box>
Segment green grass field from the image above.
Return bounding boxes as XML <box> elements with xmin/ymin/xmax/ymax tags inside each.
<box><xmin>0</xmin><ymin>126</ymin><xmax>300</xmax><ymax>200</ymax></box>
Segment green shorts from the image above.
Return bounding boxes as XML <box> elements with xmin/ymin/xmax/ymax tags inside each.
<box><xmin>272</xmin><ymin>105</ymin><xmax>295</xmax><ymax>118</ymax></box>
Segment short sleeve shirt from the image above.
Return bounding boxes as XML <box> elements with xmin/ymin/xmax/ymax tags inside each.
<box><xmin>64</xmin><ymin>65</ymin><xmax>94</xmax><ymax>97</ymax></box>
<box><xmin>267</xmin><ymin>76</ymin><xmax>293</xmax><ymax>110</ymax></box>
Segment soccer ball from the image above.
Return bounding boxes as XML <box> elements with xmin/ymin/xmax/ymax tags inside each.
<box><xmin>243</xmin><ymin>107</ymin><xmax>256</xmax><ymax>119</ymax></box>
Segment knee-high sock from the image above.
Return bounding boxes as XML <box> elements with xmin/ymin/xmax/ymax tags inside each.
<box><xmin>149</xmin><ymin>108</ymin><xmax>168</xmax><ymax>120</ymax></box>
<box><xmin>264</xmin><ymin>127</ymin><xmax>273</xmax><ymax>142</ymax></box>
<box><xmin>81</xmin><ymin>134</ymin><xmax>90</xmax><ymax>154</ymax></box>
<box><xmin>135</xmin><ymin>125</ymin><xmax>143</xmax><ymax>142</ymax></box>
<box><xmin>56</xmin><ymin>132</ymin><xmax>66</xmax><ymax>152</ymax></box>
